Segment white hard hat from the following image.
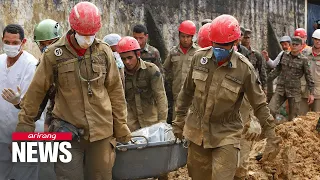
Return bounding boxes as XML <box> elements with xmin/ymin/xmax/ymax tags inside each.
<box><xmin>312</xmin><ymin>29</ymin><xmax>320</xmax><ymax>40</ymax></box>
<box><xmin>103</xmin><ymin>33</ymin><xmax>122</xmax><ymax>46</ymax></box>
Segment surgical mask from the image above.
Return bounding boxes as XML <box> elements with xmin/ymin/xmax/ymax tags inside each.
<box><xmin>212</xmin><ymin>47</ymin><xmax>233</xmax><ymax>62</ymax></box>
<box><xmin>113</xmin><ymin>52</ymin><xmax>124</xmax><ymax>69</ymax></box>
<box><xmin>3</xmin><ymin>44</ymin><xmax>21</xmax><ymax>57</ymax></box>
<box><xmin>75</xmin><ymin>33</ymin><xmax>95</xmax><ymax>49</ymax></box>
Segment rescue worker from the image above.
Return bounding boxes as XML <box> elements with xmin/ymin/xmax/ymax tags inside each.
<box><xmin>262</xmin><ymin>36</ymin><xmax>292</xmax><ymax>119</ymax></box>
<box><xmin>103</xmin><ymin>33</ymin><xmax>125</xmax><ymax>83</ymax></box>
<box><xmin>0</xmin><ymin>24</ymin><xmax>39</xmax><ymax>180</ymax></box>
<box><xmin>300</xmin><ymin>29</ymin><xmax>320</xmax><ymax>114</ymax></box>
<box><xmin>15</xmin><ymin>2</ymin><xmax>131</xmax><ymax>180</ymax></box>
<box><xmin>34</xmin><ymin>19</ymin><xmax>63</xmax><ymax>53</ymax></box>
<box><xmin>117</xmin><ymin>36</ymin><xmax>168</xmax><ymax>132</ymax></box>
<box><xmin>172</xmin><ymin>14</ymin><xmax>281</xmax><ymax>180</ymax></box>
<box><xmin>241</xmin><ymin>29</ymin><xmax>267</xmax><ymax>92</ymax></box>
<box><xmin>262</xmin><ymin>36</ymin><xmax>291</xmax><ymax>68</ymax></box>
<box><xmin>197</xmin><ymin>23</ymin><xmax>212</xmax><ymax>48</ymax></box>
<box><xmin>34</xmin><ymin>19</ymin><xmax>63</xmax><ymax>132</ymax></box>
<box><xmin>132</xmin><ymin>24</ymin><xmax>163</xmax><ymax>73</ymax></box>
<box><xmin>294</xmin><ymin>28</ymin><xmax>312</xmax><ymax>54</ymax></box>
<box><xmin>163</xmin><ymin>20</ymin><xmax>199</xmax><ymax>124</ymax></box>
<box><xmin>268</xmin><ymin>36</ymin><xmax>315</xmax><ymax>121</ymax></box>
<box><xmin>235</xmin><ymin>26</ymin><xmax>250</xmax><ymax>57</ymax></box>
<box><xmin>118</xmin><ymin>36</ymin><xmax>169</xmax><ymax>180</ymax></box>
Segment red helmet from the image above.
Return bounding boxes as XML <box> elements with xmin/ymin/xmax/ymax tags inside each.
<box><xmin>117</xmin><ymin>36</ymin><xmax>141</xmax><ymax>53</ymax></box>
<box><xmin>209</xmin><ymin>14</ymin><xmax>241</xmax><ymax>44</ymax></box>
<box><xmin>69</xmin><ymin>2</ymin><xmax>101</xmax><ymax>35</ymax></box>
<box><xmin>294</xmin><ymin>28</ymin><xmax>307</xmax><ymax>38</ymax></box>
<box><xmin>178</xmin><ymin>20</ymin><xmax>196</xmax><ymax>35</ymax></box>
<box><xmin>197</xmin><ymin>23</ymin><xmax>212</xmax><ymax>48</ymax></box>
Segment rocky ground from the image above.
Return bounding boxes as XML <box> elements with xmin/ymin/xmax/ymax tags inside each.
<box><xmin>168</xmin><ymin>112</ymin><xmax>320</xmax><ymax>180</ymax></box>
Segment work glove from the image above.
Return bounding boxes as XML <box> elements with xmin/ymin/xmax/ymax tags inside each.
<box><xmin>172</xmin><ymin>122</ymin><xmax>183</xmax><ymax>140</ymax></box>
<box><xmin>242</xmin><ymin>116</ymin><xmax>262</xmax><ymax>141</ymax></box>
<box><xmin>1</xmin><ymin>86</ymin><xmax>21</xmax><ymax>105</ymax></box>
<box><xmin>117</xmin><ymin>134</ymin><xmax>132</xmax><ymax>144</ymax></box>
<box><xmin>260</xmin><ymin>136</ymin><xmax>282</xmax><ymax>162</ymax></box>
<box><xmin>259</xmin><ymin>126</ymin><xmax>282</xmax><ymax>162</ymax></box>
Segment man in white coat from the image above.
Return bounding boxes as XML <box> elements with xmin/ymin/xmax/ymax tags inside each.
<box><xmin>0</xmin><ymin>24</ymin><xmax>39</xmax><ymax>180</ymax></box>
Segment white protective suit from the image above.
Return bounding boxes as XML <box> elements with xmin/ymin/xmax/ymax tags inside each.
<box><xmin>0</xmin><ymin>51</ymin><xmax>40</xmax><ymax>180</ymax></box>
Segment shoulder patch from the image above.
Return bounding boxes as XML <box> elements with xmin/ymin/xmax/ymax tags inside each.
<box><xmin>54</xmin><ymin>48</ymin><xmax>63</xmax><ymax>57</ymax></box>
<box><xmin>200</xmin><ymin>57</ymin><xmax>208</xmax><ymax>65</ymax></box>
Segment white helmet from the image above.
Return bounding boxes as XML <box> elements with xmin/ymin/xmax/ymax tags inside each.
<box><xmin>103</xmin><ymin>33</ymin><xmax>122</xmax><ymax>46</ymax></box>
<box><xmin>312</xmin><ymin>29</ymin><xmax>320</xmax><ymax>40</ymax></box>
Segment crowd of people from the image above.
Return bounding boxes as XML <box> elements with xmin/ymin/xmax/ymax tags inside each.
<box><xmin>0</xmin><ymin>1</ymin><xmax>320</xmax><ymax>180</ymax></box>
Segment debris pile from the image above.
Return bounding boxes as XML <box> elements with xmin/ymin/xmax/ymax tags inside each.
<box><xmin>168</xmin><ymin>112</ymin><xmax>320</xmax><ymax>180</ymax></box>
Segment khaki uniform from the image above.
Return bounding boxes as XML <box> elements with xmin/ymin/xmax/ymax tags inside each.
<box><xmin>268</xmin><ymin>52</ymin><xmax>314</xmax><ymax>120</ymax></box>
<box><xmin>163</xmin><ymin>43</ymin><xmax>199</xmax><ymax>123</ymax></box>
<box><xmin>173</xmin><ymin>47</ymin><xmax>275</xmax><ymax>180</ymax></box>
<box><xmin>125</xmin><ymin>58</ymin><xmax>168</xmax><ymax>132</ymax></box>
<box><xmin>140</xmin><ymin>43</ymin><xmax>163</xmax><ymax>73</ymax></box>
<box><xmin>301</xmin><ymin>47</ymin><xmax>320</xmax><ymax>114</ymax></box>
<box><xmin>16</xmin><ymin>32</ymin><xmax>130</xmax><ymax>180</ymax></box>
<box><xmin>237</xmin><ymin>44</ymin><xmax>265</xmax><ymax>178</ymax></box>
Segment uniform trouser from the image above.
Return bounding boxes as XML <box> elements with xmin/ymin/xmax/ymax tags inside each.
<box><xmin>300</xmin><ymin>98</ymin><xmax>320</xmax><ymax>115</ymax></box>
<box><xmin>55</xmin><ymin>136</ymin><xmax>116</xmax><ymax>180</ymax></box>
<box><xmin>0</xmin><ymin>142</ymin><xmax>39</xmax><ymax>180</ymax></box>
<box><xmin>269</xmin><ymin>93</ymin><xmax>300</xmax><ymax>121</ymax></box>
<box><xmin>187</xmin><ymin>142</ymin><xmax>239</xmax><ymax>180</ymax></box>
<box><xmin>234</xmin><ymin>137</ymin><xmax>254</xmax><ymax>178</ymax></box>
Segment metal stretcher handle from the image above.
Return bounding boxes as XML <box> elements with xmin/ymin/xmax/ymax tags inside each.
<box><xmin>116</xmin><ymin>135</ymin><xmax>149</xmax><ymax>151</ymax></box>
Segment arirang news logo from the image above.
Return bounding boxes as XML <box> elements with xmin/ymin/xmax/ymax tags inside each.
<box><xmin>11</xmin><ymin>132</ymin><xmax>72</xmax><ymax>163</ymax></box>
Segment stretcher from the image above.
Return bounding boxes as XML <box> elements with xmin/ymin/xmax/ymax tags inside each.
<box><xmin>112</xmin><ymin>123</ymin><xmax>188</xmax><ymax>180</ymax></box>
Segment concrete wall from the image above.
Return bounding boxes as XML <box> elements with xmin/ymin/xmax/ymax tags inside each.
<box><xmin>0</xmin><ymin>0</ymin><xmax>305</xmax><ymax>59</ymax></box>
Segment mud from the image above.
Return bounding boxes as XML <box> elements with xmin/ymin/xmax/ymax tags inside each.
<box><xmin>168</xmin><ymin>112</ymin><xmax>320</xmax><ymax>180</ymax></box>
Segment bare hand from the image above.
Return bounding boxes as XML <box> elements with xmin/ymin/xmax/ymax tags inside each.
<box><xmin>261</xmin><ymin>50</ymin><xmax>269</xmax><ymax>61</ymax></box>
<box><xmin>308</xmin><ymin>94</ymin><xmax>315</xmax><ymax>105</ymax></box>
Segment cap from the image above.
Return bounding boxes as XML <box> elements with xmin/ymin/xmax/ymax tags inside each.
<box><xmin>279</xmin><ymin>36</ymin><xmax>291</xmax><ymax>43</ymax></box>
<box><xmin>201</xmin><ymin>19</ymin><xmax>212</xmax><ymax>26</ymax></box>
<box><xmin>243</xmin><ymin>29</ymin><xmax>252</xmax><ymax>37</ymax></box>
<box><xmin>291</xmin><ymin>36</ymin><xmax>303</xmax><ymax>44</ymax></box>
<box><xmin>240</xmin><ymin>26</ymin><xmax>245</xmax><ymax>35</ymax></box>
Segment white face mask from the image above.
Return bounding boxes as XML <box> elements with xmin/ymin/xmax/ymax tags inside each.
<box><xmin>75</xmin><ymin>33</ymin><xmax>95</xmax><ymax>49</ymax></box>
<box><xmin>3</xmin><ymin>44</ymin><xmax>21</xmax><ymax>57</ymax></box>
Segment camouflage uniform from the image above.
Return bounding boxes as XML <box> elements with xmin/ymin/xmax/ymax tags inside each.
<box><xmin>247</xmin><ymin>47</ymin><xmax>267</xmax><ymax>90</ymax></box>
<box><xmin>125</xmin><ymin>58</ymin><xmax>168</xmax><ymax>132</ymax></box>
<box><xmin>163</xmin><ymin>43</ymin><xmax>199</xmax><ymax>124</ymax></box>
<box><xmin>300</xmin><ymin>47</ymin><xmax>320</xmax><ymax>114</ymax></box>
<box><xmin>173</xmin><ymin>47</ymin><xmax>276</xmax><ymax>180</ymax></box>
<box><xmin>140</xmin><ymin>43</ymin><xmax>163</xmax><ymax>73</ymax></box>
<box><xmin>237</xmin><ymin>44</ymin><xmax>250</xmax><ymax>58</ymax></box>
<box><xmin>268</xmin><ymin>51</ymin><xmax>314</xmax><ymax>121</ymax></box>
<box><xmin>16</xmin><ymin>32</ymin><xmax>131</xmax><ymax>180</ymax></box>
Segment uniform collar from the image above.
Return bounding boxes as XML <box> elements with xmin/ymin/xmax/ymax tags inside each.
<box><xmin>204</xmin><ymin>47</ymin><xmax>237</xmax><ymax>68</ymax></box>
<box><xmin>142</xmin><ymin>43</ymin><xmax>150</xmax><ymax>53</ymax></box>
<box><xmin>177</xmin><ymin>43</ymin><xmax>197</xmax><ymax>53</ymax></box>
<box><xmin>289</xmin><ymin>51</ymin><xmax>302</xmax><ymax>58</ymax></box>
<box><xmin>139</xmin><ymin>58</ymin><xmax>147</xmax><ymax>69</ymax></box>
